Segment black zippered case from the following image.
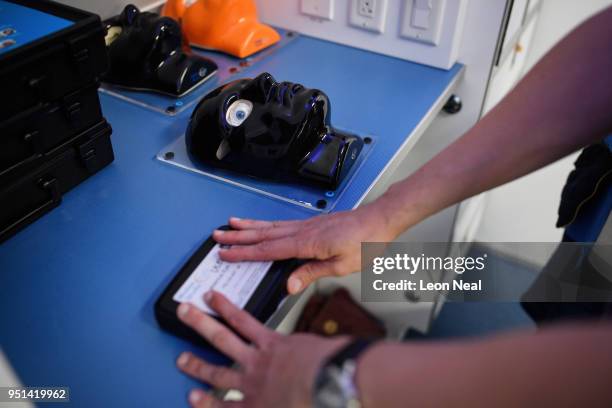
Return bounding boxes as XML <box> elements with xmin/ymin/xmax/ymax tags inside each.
<box><xmin>0</xmin><ymin>82</ymin><xmax>104</xmax><ymax>185</ymax></box>
<box><xmin>0</xmin><ymin>0</ymin><xmax>108</xmax><ymax>122</ymax></box>
<box><xmin>0</xmin><ymin>120</ymin><xmax>114</xmax><ymax>242</ymax></box>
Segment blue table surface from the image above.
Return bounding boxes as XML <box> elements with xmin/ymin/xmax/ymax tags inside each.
<box><xmin>0</xmin><ymin>35</ymin><xmax>462</xmax><ymax>407</ymax></box>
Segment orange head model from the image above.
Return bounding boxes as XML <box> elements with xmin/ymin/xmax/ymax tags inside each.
<box><xmin>162</xmin><ymin>0</ymin><xmax>280</xmax><ymax>59</ymax></box>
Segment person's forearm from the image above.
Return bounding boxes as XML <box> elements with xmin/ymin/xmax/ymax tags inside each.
<box><xmin>377</xmin><ymin>7</ymin><xmax>612</xmax><ymax>236</ymax></box>
<box><xmin>356</xmin><ymin>323</ymin><xmax>612</xmax><ymax>407</ymax></box>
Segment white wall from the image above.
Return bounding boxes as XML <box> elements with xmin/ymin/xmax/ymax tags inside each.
<box><xmin>255</xmin><ymin>0</ymin><xmax>467</xmax><ymax>69</ymax></box>
<box><xmin>524</xmin><ymin>0</ymin><xmax>612</xmax><ymax>71</ymax></box>
<box><xmin>474</xmin><ymin>0</ymin><xmax>612</xmax><ymax>265</ymax></box>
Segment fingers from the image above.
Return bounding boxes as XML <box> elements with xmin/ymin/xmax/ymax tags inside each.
<box><xmin>177</xmin><ymin>352</ymin><xmax>241</xmax><ymax>390</ymax></box>
<box><xmin>188</xmin><ymin>389</ymin><xmax>243</xmax><ymax>408</ymax></box>
<box><xmin>188</xmin><ymin>390</ymin><xmax>222</xmax><ymax>408</ymax></box>
<box><xmin>288</xmin><ymin>260</ymin><xmax>339</xmax><ymax>294</ymax></box>
<box><xmin>228</xmin><ymin>217</ymin><xmax>300</xmax><ymax>230</ymax></box>
<box><xmin>177</xmin><ymin>303</ymin><xmax>253</xmax><ymax>364</ymax></box>
<box><xmin>213</xmin><ymin>226</ymin><xmax>297</xmax><ymax>246</ymax></box>
<box><xmin>206</xmin><ymin>291</ymin><xmax>274</xmax><ymax>346</ymax></box>
<box><xmin>218</xmin><ymin>237</ymin><xmax>306</xmax><ymax>262</ymax></box>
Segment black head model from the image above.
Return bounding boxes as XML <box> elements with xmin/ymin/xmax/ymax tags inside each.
<box><xmin>186</xmin><ymin>73</ymin><xmax>363</xmax><ymax>190</ymax></box>
<box><xmin>102</xmin><ymin>5</ymin><xmax>217</xmax><ymax>97</ymax></box>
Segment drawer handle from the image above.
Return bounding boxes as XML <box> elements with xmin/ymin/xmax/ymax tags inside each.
<box><xmin>0</xmin><ymin>178</ymin><xmax>62</xmax><ymax>240</ymax></box>
<box><xmin>0</xmin><ymin>132</ymin><xmax>44</xmax><ymax>177</ymax></box>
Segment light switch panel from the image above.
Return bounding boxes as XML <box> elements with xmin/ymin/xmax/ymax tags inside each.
<box><xmin>400</xmin><ymin>0</ymin><xmax>446</xmax><ymax>45</ymax></box>
<box><xmin>300</xmin><ymin>0</ymin><xmax>334</xmax><ymax>20</ymax></box>
<box><xmin>411</xmin><ymin>0</ymin><xmax>431</xmax><ymax>29</ymax></box>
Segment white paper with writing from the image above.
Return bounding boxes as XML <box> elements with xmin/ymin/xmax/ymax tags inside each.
<box><xmin>173</xmin><ymin>244</ymin><xmax>273</xmax><ymax>315</ymax></box>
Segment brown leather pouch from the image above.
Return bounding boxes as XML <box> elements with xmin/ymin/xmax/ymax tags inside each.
<box><xmin>295</xmin><ymin>288</ymin><xmax>386</xmax><ymax>338</ymax></box>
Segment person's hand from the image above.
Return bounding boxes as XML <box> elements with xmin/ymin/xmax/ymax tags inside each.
<box><xmin>176</xmin><ymin>291</ymin><xmax>350</xmax><ymax>408</ymax></box>
<box><xmin>213</xmin><ymin>201</ymin><xmax>398</xmax><ymax>295</ymax></box>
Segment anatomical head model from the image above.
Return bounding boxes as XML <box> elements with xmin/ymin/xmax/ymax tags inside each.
<box><xmin>102</xmin><ymin>5</ymin><xmax>217</xmax><ymax>97</ymax></box>
<box><xmin>162</xmin><ymin>0</ymin><xmax>280</xmax><ymax>58</ymax></box>
<box><xmin>186</xmin><ymin>73</ymin><xmax>364</xmax><ymax>190</ymax></box>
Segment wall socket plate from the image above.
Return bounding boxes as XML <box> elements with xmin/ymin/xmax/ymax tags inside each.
<box><xmin>300</xmin><ymin>0</ymin><xmax>334</xmax><ymax>20</ymax></box>
<box><xmin>400</xmin><ymin>0</ymin><xmax>446</xmax><ymax>45</ymax></box>
<box><xmin>349</xmin><ymin>0</ymin><xmax>388</xmax><ymax>34</ymax></box>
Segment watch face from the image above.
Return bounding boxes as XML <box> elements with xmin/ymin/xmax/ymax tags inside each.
<box><xmin>314</xmin><ymin>339</ymin><xmax>374</xmax><ymax>408</ymax></box>
<box><xmin>314</xmin><ymin>367</ymin><xmax>347</xmax><ymax>408</ymax></box>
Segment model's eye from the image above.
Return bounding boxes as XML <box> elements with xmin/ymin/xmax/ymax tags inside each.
<box><xmin>226</xmin><ymin>99</ymin><xmax>253</xmax><ymax>127</ymax></box>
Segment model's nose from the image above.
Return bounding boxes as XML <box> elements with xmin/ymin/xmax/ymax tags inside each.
<box><xmin>255</xmin><ymin>72</ymin><xmax>276</xmax><ymax>98</ymax></box>
<box><xmin>291</xmin><ymin>84</ymin><xmax>304</xmax><ymax>95</ymax></box>
<box><xmin>279</xmin><ymin>82</ymin><xmax>294</xmax><ymax>106</ymax></box>
<box><xmin>268</xmin><ymin>82</ymin><xmax>288</xmax><ymax>105</ymax></box>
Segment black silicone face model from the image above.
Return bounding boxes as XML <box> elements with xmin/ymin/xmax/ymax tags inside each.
<box><xmin>186</xmin><ymin>72</ymin><xmax>363</xmax><ymax>190</ymax></box>
<box><xmin>102</xmin><ymin>5</ymin><xmax>217</xmax><ymax>97</ymax></box>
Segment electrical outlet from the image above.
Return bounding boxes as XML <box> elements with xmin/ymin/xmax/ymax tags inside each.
<box><xmin>300</xmin><ymin>0</ymin><xmax>334</xmax><ymax>20</ymax></box>
<box><xmin>349</xmin><ymin>0</ymin><xmax>388</xmax><ymax>33</ymax></box>
<box><xmin>358</xmin><ymin>0</ymin><xmax>376</xmax><ymax>18</ymax></box>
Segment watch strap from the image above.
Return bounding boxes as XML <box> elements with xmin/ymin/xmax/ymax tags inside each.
<box><xmin>325</xmin><ymin>338</ymin><xmax>375</xmax><ymax>369</ymax></box>
<box><xmin>313</xmin><ymin>338</ymin><xmax>376</xmax><ymax>408</ymax></box>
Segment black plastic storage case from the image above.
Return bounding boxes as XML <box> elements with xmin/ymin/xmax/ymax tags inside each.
<box><xmin>0</xmin><ymin>0</ymin><xmax>108</xmax><ymax>122</ymax></box>
<box><xmin>0</xmin><ymin>120</ymin><xmax>114</xmax><ymax>242</ymax></box>
<box><xmin>0</xmin><ymin>0</ymin><xmax>113</xmax><ymax>242</ymax></box>
<box><xmin>0</xmin><ymin>81</ymin><xmax>104</xmax><ymax>185</ymax></box>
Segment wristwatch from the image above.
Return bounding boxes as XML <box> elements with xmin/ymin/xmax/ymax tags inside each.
<box><xmin>313</xmin><ymin>338</ymin><xmax>376</xmax><ymax>408</ymax></box>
